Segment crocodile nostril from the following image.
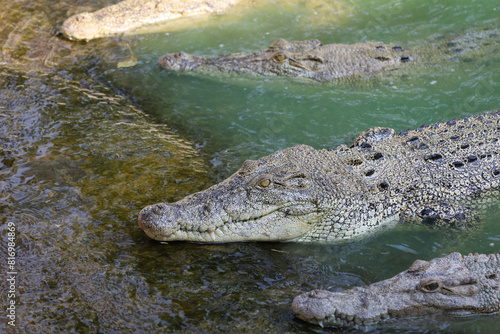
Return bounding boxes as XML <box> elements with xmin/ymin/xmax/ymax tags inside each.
<box><xmin>138</xmin><ymin>203</ymin><xmax>180</xmax><ymax>239</ymax></box>
<box><xmin>152</xmin><ymin>203</ymin><xmax>168</xmax><ymax>215</ymax></box>
<box><xmin>138</xmin><ymin>206</ymin><xmax>151</xmax><ymax>222</ymax></box>
<box><xmin>137</xmin><ymin>208</ymin><xmax>151</xmax><ymax>232</ymax></box>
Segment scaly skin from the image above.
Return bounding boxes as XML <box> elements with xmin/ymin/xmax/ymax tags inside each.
<box><xmin>138</xmin><ymin>111</ymin><xmax>500</xmax><ymax>243</ymax></box>
<box><xmin>292</xmin><ymin>252</ymin><xmax>500</xmax><ymax>328</ymax></box>
<box><xmin>159</xmin><ymin>38</ymin><xmax>410</xmax><ymax>81</ymax></box>
<box><xmin>61</xmin><ymin>0</ymin><xmax>239</xmax><ymax>41</ymax></box>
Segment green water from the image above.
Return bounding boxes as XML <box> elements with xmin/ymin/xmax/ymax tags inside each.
<box><xmin>1</xmin><ymin>0</ymin><xmax>500</xmax><ymax>332</ymax></box>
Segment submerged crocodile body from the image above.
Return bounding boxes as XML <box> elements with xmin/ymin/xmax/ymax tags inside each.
<box><xmin>138</xmin><ymin>111</ymin><xmax>500</xmax><ymax>243</ymax></box>
<box><xmin>292</xmin><ymin>251</ymin><xmax>500</xmax><ymax>328</ymax></box>
<box><xmin>159</xmin><ymin>27</ymin><xmax>499</xmax><ymax>81</ymax></box>
<box><xmin>61</xmin><ymin>0</ymin><xmax>240</xmax><ymax>41</ymax></box>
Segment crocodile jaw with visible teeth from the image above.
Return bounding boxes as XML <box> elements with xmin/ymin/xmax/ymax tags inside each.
<box><xmin>292</xmin><ymin>289</ymin><xmax>391</xmax><ymax>327</ymax></box>
<box><xmin>138</xmin><ymin>203</ymin><xmax>321</xmax><ymax>242</ymax></box>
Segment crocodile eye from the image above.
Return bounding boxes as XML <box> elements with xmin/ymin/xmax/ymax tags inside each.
<box><xmin>259</xmin><ymin>179</ymin><xmax>271</xmax><ymax>187</ymax></box>
<box><xmin>273</xmin><ymin>53</ymin><xmax>287</xmax><ymax>62</ymax></box>
<box><xmin>419</xmin><ymin>279</ymin><xmax>442</xmax><ymax>293</ymax></box>
<box><xmin>423</xmin><ymin>282</ymin><xmax>440</xmax><ymax>291</ymax></box>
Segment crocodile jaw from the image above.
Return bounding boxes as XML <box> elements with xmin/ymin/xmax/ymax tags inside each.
<box><xmin>138</xmin><ymin>201</ymin><xmax>321</xmax><ymax>242</ymax></box>
<box><xmin>292</xmin><ymin>287</ymin><xmax>482</xmax><ymax>328</ymax></box>
<box><xmin>292</xmin><ymin>289</ymin><xmax>392</xmax><ymax>327</ymax></box>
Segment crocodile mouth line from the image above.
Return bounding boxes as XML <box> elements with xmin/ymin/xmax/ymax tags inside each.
<box><xmin>308</xmin><ymin>306</ymin><xmax>481</xmax><ymax>328</ymax></box>
<box><xmin>313</xmin><ymin>309</ymin><xmax>390</xmax><ymax>328</ymax></box>
<box><xmin>293</xmin><ymin>290</ymin><xmax>391</xmax><ymax>328</ymax></box>
<box><xmin>171</xmin><ymin>202</ymin><xmax>319</xmax><ymax>242</ymax></box>
<box><xmin>176</xmin><ymin>215</ymin><xmax>270</xmax><ymax>242</ymax></box>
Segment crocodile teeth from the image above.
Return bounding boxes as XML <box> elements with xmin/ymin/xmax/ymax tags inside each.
<box><xmin>209</xmin><ymin>231</ymin><xmax>216</xmax><ymax>241</ymax></box>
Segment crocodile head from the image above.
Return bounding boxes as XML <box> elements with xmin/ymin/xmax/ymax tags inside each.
<box><xmin>292</xmin><ymin>252</ymin><xmax>500</xmax><ymax>327</ymax></box>
<box><xmin>159</xmin><ymin>38</ymin><xmax>410</xmax><ymax>81</ymax></box>
<box><xmin>138</xmin><ymin>145</ymin><xmax>344</xmax><ymax>242</ymax></box>
<box><xmin>62</xmin><ymin>12</ymin><xmax>102</xmax><ymax>41</ymax></box>
<box><xmin>158</xmin><ymin>49</ymin><xmax>328</xmax><ymax>77</ymax></box>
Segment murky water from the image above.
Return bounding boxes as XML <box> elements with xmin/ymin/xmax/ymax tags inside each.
<box><xmin>1</xmin><ymin>0</ymin><xmax>500</xmax><ymax>332</ymax></box>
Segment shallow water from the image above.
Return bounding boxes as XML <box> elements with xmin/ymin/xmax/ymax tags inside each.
<box><xmin>1</xmin><ymin>0</ymin><xmax>500</xmax><ymax>333</ymax></box>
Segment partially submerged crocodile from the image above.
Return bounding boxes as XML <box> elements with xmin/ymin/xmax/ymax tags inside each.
<box><xmin>61</xmin><ymin>0</ymin><xmax>352</xmax><ymax>41</ymax></box>
<box><xmin>160</xmin><ymin>38</ymin><xmax>410</xmax><ymax>81</ymax></box>
<box><xmin>138</xmin><ymin>111</ymin><xmax>500</xmax><ymax>243</ymax></box>
<box><xmin>292</xmin><ymin>251</ymin><xmax>500</xmax><ymax>328</ymax></box>
<box><xmin>159</xmin><ymin>27</ymin><xmax>499</xmax><ymax>81</ymax></box>
<box><xmin>61</xmin><ymin>0</ymin><xmax>240</xmax><ymax>41</ymax></box>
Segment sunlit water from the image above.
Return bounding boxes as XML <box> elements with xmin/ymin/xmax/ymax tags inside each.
<box><xmin>1</xmin><ymin>0</ymin><xmax>500</xmax><ymax>332</ymax></box>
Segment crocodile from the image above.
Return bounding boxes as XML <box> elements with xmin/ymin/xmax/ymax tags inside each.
<box><xmin>159</xmin><ymin>38</ymin><xmax>410</xmax><ymax>81</ymax></box>
<box><xmin>292</xmin><ymin>251</ymin><xmax>500</xmax><ymax>328</ymax></box>
<box><xmin>159</xmin><ymin>38</ymin><xmax>411</xmax><ymax>81</ymax></box>
<box><xmin>61</xmin><ymin>0</ymin><xmax>352</xmax><ymax>41</ymax></box>
<box><xmin>61</xmin><ymin>0</ymin><xmax>240</xmax><ymax>41</ymax></box>
<box><xmin>138</xmin><ymin>111</ymin><xmax>500</xmax><ymax>243</ymax></box>
<box><xmin>159</xmin><ymin>27</ymin><xmax>500</xmax><ymax>81</ymax></box>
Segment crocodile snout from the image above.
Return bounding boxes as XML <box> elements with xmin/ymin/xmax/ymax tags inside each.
<box><xmin>159</xmin><ymin>52</ymin><xmax>201</xmax><ymax>71</ymax></box>
<box><xmin>138</xmin><ymin>203</ymin><xmax>179</xmax><ymax>241</ymax></box>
